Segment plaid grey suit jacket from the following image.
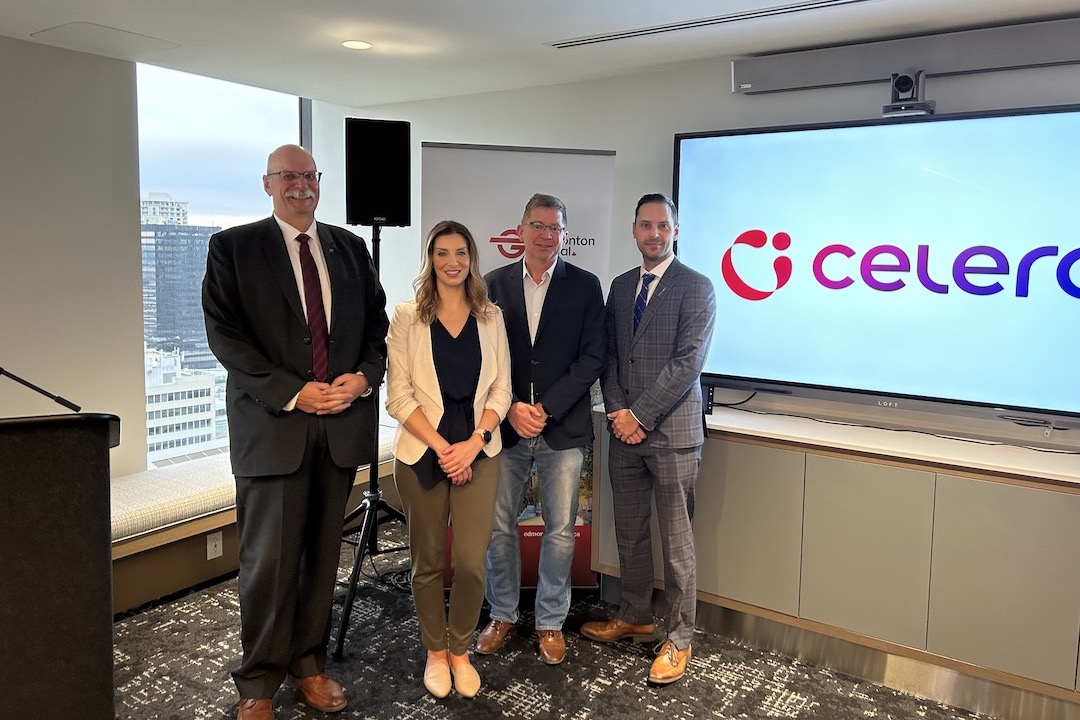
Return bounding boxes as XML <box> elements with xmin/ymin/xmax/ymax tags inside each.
<box><xmin>601</xmin><ymin>257</ymin><xmax>716</xmax><ymax>449</ymax></box>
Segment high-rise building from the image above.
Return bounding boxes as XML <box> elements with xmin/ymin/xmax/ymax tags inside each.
<box><xmin>142</xmin><ymin>222</ymin><xmax>220</xmax><ymax>368</ymax></box>
<box><xmin>141</xmin><ymin>191</ymin><xmax>189</xmax><ymax>225</ymax></box>
<box><xmin>141</xmin><ymin>232</ymin><xmax>157</xmax><ymax>339</ymax></box>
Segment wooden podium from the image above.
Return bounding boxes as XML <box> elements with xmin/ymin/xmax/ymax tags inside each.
<box><xmin>0</xmin><ymin>413</ymin><xmax>120</xmax><ymax>719</ymax></box>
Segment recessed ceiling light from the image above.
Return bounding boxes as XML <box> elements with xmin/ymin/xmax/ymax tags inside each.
<box><xmin>342</xmin><ymin>40</ymin><xmax>373</xmax><ymax>50</ymax></box>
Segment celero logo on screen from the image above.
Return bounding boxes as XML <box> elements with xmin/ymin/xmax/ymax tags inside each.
<box><xmin>813</xmin><ymin>243</ymin><xmax>1080</xmax><ymax>298</ymax></box>
<box><xmin>490</xmin><ymin>229</ymin><xmax>524</xmax><ymax>259</ymax></box>
<box><xmin>721</xmin><ymin>229</ymin><xmax>1080</xmax><ymax>300</ymax></box>
<box><xmin>721</xmin><ymin>229</ymin><xmax>793</xmax><ymax>300</ymax></box>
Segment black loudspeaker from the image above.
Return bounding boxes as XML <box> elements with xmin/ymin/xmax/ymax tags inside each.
<box><xmin>345</xmin><ymin>118</ymin><xmax>411</xmax><ymax>227</ymax></box>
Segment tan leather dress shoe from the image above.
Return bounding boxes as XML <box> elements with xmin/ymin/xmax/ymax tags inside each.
<box><xmin>648</xmin><ymin>640</ymin><xmax>691</xmax><ymax>684</ymax></box>
<box><xmin>580</xmin><ymin>617</ymin><xmax>657</xmax><ymax>644</ymax></box>
<box><xmin>538</xmin><ymin>630</ymin><xmax>566</xmax><ymax>665</ymax></box>
<box><xmin>475</xmin><ymin>619</ymin><xmax>514</xmax><ymax>654</ymax></box>
<box><xmin>288</xmin><ymin>673</ymin><xmax>348</xmax><ymax>713</ymax></box>
<box><xmin>237</xmin><ymin>698</ymin><xmax>275</xmax><ymax>720</ymax></box>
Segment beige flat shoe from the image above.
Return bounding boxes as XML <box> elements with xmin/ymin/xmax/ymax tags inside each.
<box><xmin>449</xmin><ymin>653</ymin><xmax>481</xmax><ymax>698</ymax></box>
<box><xmin>423</xmin><ymin>652</ymin><xmax>452</xmax><ymax>699</ymax></box>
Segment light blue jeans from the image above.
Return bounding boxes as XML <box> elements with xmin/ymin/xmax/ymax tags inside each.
<box><xmin>484</xmin><ymin>435</ymin><xmax>584</xmax><ymax>630</ymax></box>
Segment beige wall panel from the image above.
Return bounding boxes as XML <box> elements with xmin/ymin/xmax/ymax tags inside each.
<box><xmin>801</xmin><ymin>455</ymin><xmax>935</xmax><ymax>648</ymax></box>
<box><xmin>928</xmin><ymin>474</ymin><xmax>1080</xmax><ymax>688</ymax></box>
<box><xmin>695</xmin><ymin>439</ymin><xmax>805</xmax><ymax>616</ymax></box>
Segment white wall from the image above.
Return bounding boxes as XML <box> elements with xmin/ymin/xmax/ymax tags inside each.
<box><xmin>0</xmin><ymin>35</ymin><xmax>146</xmax><ymax>476</ymax></box>
<box><xmin>312</xmin><ymin>51</ymin><xmax>1080</xmax><ymax>450</ymax></box>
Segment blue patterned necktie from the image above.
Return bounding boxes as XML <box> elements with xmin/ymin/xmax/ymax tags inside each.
<box><xmin>633</xmin><ymin>273</ymin><xmax>656</xmax><ymax>333</ymax></box>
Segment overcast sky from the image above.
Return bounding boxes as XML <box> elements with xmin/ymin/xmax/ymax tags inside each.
<box><xmin>136</xmin><ymin>64</ymin><xmax>299</xmax><ymax>228</ymax></box>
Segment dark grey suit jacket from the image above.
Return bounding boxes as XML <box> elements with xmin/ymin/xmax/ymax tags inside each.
<box><xmin>602</xmin><ymin>257</ymin><xmax>716</xmax><ymax>449</ymax></box>
<box><xmin>485</xmin><ymin>257</ymin><xmax>606</xmax><ymax>451</ymax></box>
<box><xmin>202</xmin><ymin>216</ymin><xmax>389</xmax><ymax>476</ymax></box>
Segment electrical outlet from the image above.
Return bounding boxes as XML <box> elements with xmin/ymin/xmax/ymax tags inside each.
<box><xmin>206</xmin><ymin>531</ymin><xmax>223</xmax><ymax>561</ymax></box>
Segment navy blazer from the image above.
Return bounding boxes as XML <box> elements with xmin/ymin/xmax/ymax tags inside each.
<box><xmin>485</xmin><ymin>257</ymin><xmax>606</xmax><ymax>451</ymax></box>
<box><xmin>602</xmin><ymin>257</ymin><xmax>716</xmax><ymax>449</ymax></box>
<box><xmin>202</xmin><ymin>216</ymin><xmax>389</xmax><ymax>476</ymax></box>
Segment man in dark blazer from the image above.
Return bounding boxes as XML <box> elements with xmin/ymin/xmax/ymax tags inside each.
<box><xmin>202</xmin><ymin>144</ymin><xmax>388</xmax><ymax>720</ymax></box>
<box><xmin>476</xmin><ymin>194</ymin><xmax>605</xmax><ymax>665</ymax></box>
<box><xmin>582</xmin><ymin>193</ymin><xmax>716</xmax><ymax>685</ymax></box>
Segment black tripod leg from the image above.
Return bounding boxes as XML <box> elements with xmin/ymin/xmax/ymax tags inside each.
<box><xmin>332</xmin><ymin>494</ymin><xmax>380</xmax><ymax>658</ymax></box>
<box><xmin>367</xmin><ymin>499</ymin><xmax>407</xmax><ymax>553</ymax></box>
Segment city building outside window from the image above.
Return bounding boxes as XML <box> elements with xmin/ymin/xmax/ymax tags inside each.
<box><xmin>138</xmin><ymin>65</ymin><xmax>299</xmax><ymax>466</ymax></box>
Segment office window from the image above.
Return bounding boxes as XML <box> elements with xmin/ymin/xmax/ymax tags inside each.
<box><xmin>138</xmin><ymin>64</ymin><xmax>299</xmax><ymax>466</ymax></box>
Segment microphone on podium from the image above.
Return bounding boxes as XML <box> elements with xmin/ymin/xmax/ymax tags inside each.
<box><xmin>0</xmin><ymin>365</ymin><xmax>81</xmax><ymax>412</ymax></box>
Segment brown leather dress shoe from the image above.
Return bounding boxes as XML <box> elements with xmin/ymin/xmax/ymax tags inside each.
<box><xmin>580</xmin><ymin>617</ymin><xmax>657</xmax><ymax>644</ymax></box>
<box><xmin>538</xmin><ymin>630</ymin><xmax>566</xmax><ymax>665</ymax></box>
<box><xmin>237</xmin><ymin>698</ymin><xmax>275</xmax><ymax>720</ymax></box>
<box><xmin>475</xmin><ymin>619</ymin><xmax>514</xmax><ymax>654</ymax></box>
<box><xmin>288</xmin><ymin>673</ymin><xmax>348</xmax><ymax>713</ymax></box>
<box><xmin>648</xmin><ymin>640</ymin><xmax>691</xmax><ymax>684</ymax></box>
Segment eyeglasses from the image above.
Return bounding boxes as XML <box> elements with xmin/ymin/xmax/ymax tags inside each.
<box><xmin>266</xmin><ymin>170</ymin><xmax>322</xmax><ymax>183</ymax></box>
<box><xmin>527</xmin><ymin>221</ymin><xmax>565</xmax><ymax>234</ymax></box>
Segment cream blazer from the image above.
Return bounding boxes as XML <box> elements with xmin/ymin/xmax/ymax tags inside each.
<box><xmin>385</xmin><ymin>299</ymin><xmax>512</xmax><ymax>464</ymax></box>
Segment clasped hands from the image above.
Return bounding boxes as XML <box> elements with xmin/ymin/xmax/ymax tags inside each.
<box><xmin>437</xmin><ymin>440</ymin><xmax>481</xmax><ymax>485</ymax></box>
<box><xmin>507</xmin><ymin>400</ymin><xmax>548</xmax><ymax>439</ymax></box>
<box><xmin>296</xmin><ymin>373</ymin><xmax>370</xmax><ymax>415</ymax></box>
<box><xmin>608</xmin><ymin>408</ymin><xmax>646</xmax><ymax>445</ymax></box>
<box><xmin>432</xmin><ymin>400</ymin><xmax>548</xmax><ymax>486</ymax></box>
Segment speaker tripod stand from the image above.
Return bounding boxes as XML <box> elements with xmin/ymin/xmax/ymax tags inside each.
<box><xmin>332</xmin><ymin>223</ymin><xmax>408</xmax><ymax>659</ymax></box>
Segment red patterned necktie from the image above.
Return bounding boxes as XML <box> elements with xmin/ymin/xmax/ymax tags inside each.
<box><xmin>297</xmin><ymin>233</ymin><xmax>329</xmax><ymax>382</ymax></box>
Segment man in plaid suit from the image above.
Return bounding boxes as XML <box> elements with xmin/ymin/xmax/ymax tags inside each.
<box><xmin>582</xmin><ymin>193</ymin><xmax>716</xmax><ymax>685</ymax></box>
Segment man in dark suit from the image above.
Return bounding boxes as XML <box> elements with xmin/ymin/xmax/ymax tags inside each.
<box><xmin>476</xmin><ymin>194</ymin><xmax>605</xmax><ymax>665</ymax></box>
<box><xmin>581</xmin><ymin>193</ymin><xmax>716</xmax><ymax>685</ymax></box>
<box><xmin>202</xmin><ymin>144</ymin><xmax>388</xmax><ymax>720</ymax></box>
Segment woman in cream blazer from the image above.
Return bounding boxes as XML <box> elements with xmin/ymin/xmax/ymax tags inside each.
<box><xmin>385</xmin><ymin>302</ymin><xmax>509</xmax><ymax>465</ymax></box>
<box><xmin>385</xmin><ymin>220</ymin><xmax>511</xmax><ymax>700</ymax></box>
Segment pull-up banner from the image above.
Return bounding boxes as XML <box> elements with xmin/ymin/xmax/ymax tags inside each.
<box><xmin>420</xmin><ymin>142</ymin><xmax>615</xmax><ymax>289</ymax></box>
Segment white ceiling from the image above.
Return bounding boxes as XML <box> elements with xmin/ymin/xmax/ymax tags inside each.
<box><xmin>2</xmin><ymin>0</ymin><xmax>1078</xmax><ymax>107</ymax></box>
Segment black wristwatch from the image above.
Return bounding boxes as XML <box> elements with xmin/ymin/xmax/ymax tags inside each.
<box><xmin>474</xmin><ymin>428</ymin><xmax>492</xmax><ymax>444</ymax></box>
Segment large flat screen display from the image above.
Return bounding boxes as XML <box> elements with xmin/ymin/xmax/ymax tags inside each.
<box><xmin>674</xmin><ymin>106</ymin><xmax>1080</xmax><ymax>423</ymax></box>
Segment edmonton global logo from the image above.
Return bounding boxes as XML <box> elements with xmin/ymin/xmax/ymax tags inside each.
<box><xmin>490</xmin><ymin>229</ymin><xmax>524</xmax><ymax>259</ymax></box>
<box><xmin>721</xmin><ymin>229</ymin><xmax>1080</xmax><ymax>300</ymax></box>
<box><xmin>489</xmin><ymin>228</ymin><xmax>594</xmax><ymax>258</ymax></box>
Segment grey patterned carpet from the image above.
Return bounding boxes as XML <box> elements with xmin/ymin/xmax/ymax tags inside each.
<box><xmin>113</xmin><ymin>524</ymin><xmax>994</xmax><ymax>720</ymax></box>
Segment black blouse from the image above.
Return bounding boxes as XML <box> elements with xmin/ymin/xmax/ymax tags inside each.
<box><xmin>413</xmin><ymin>314</ymin><xmax>481</xmax><ymax>489</ymax></box>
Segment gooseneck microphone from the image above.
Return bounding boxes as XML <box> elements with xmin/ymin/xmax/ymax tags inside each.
<box><xmin>0</xmin><ymin>365</ymin><xmax>81</xmax><ymax>412</ymax></box>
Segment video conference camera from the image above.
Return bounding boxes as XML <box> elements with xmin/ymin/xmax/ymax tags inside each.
<box><xmin>882</xmin><ymin>69</ymin><xmax>935</xmax><ymax>117</ymax></box>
